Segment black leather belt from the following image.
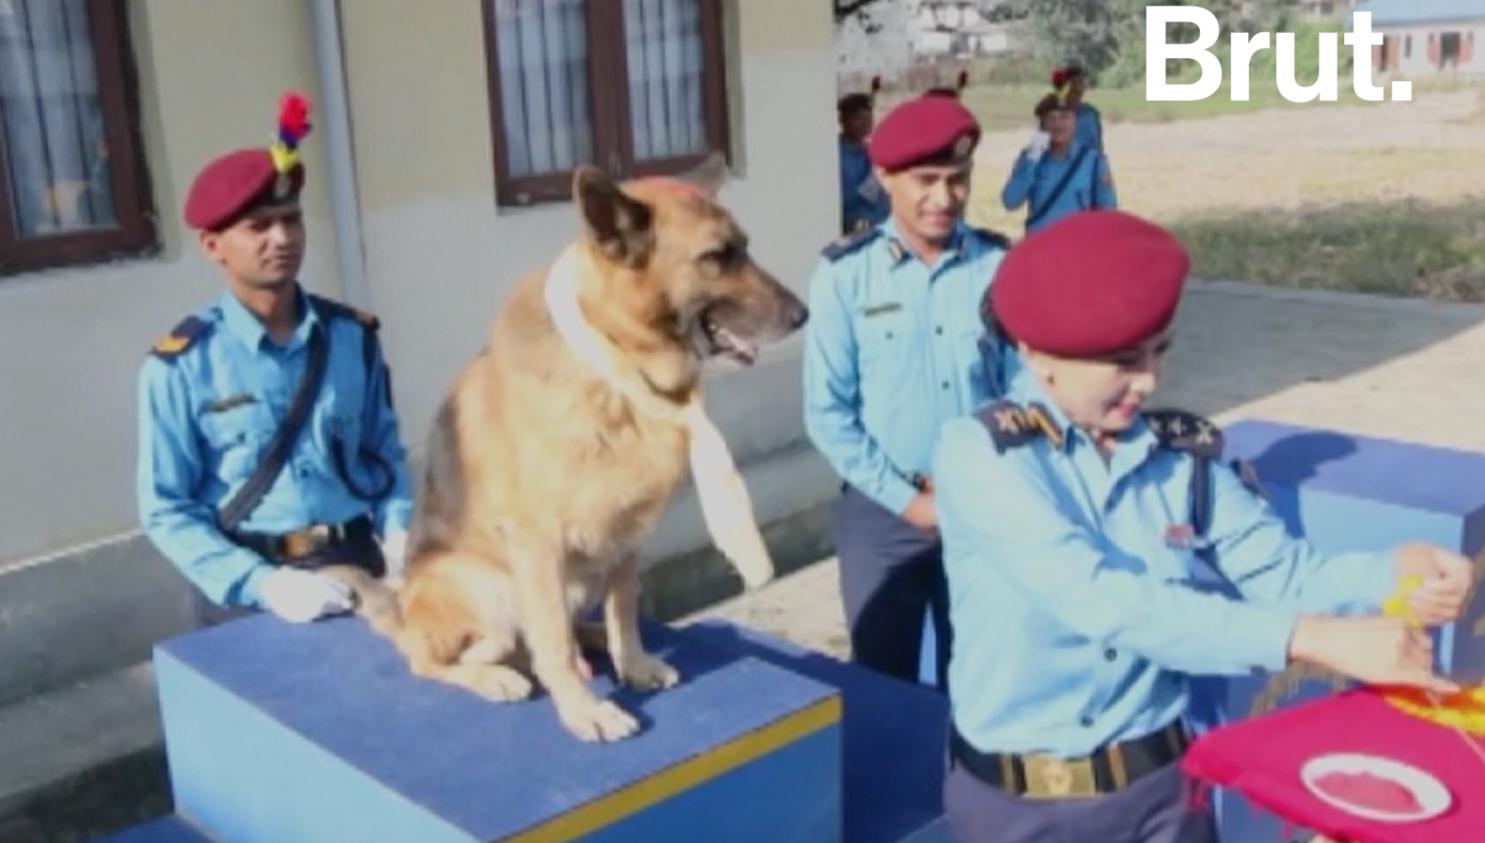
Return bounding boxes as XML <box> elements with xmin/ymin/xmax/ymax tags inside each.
<box><xmin>949</xmin><ymin>721</ymin><xmax>1190</xmax><ymax>800</ymax></box>
<box><xmin>229</xmin><ymin>514</ymin><xmax>374</xmax><ymax>565</ymax></box>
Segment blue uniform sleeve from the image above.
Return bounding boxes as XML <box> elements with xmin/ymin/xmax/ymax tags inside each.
<box><xmin>1093</xmin><ymin>154</ymin><xmax>1117</xmax><ymax>210</ymax></box>
<box><xmin>1001</xmin><ymin>152</ymin><xmax>1035</xmax><ymax>211</ymax></box>
<box><xmin>932</xmin><ymin>419</ymin><xmax>1298</xmax><ymax>675</ymax></box>
<box><xmin>1203</xmin><ymin>461</ymin><xmax>1395</xmax><ymax>615</ymax></box>
<box><xmin>363</xmin><ymin>338</ymin><xmax>413</xmax><ymax>536</ymax></box>
<box><xmin>802</xmin><ymin>258</ymin><xmax>919</xmax><ymax>515</ymax></box>
<box><xmin>136</xmin><ymin>358</ymin><xmax>274</xmax><ymax>607</ymax></box>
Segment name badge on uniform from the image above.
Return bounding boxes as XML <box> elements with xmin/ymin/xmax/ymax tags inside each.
<box><xmin>1164</xmin><ymin>524</ymin><xmax>1211</xmax><ymax>552</ymax></box>
<box><xmin>203</xmin><ymin>393</ymin><xmax>259</xmax><ymax>414</ymax></box>
<box><xmin>862</xmin><ymin>302</ymin><xmax>902</xmax><ymax>318</ymax></box>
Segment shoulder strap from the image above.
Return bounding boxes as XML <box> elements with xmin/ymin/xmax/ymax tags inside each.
<box><xmin>1144</xmin><ymin>409</ymin><xmax>1224</xmax><ymax>563</ymax></box>
<box><xmin>308</xmin><ymin>293</ymin><xmax>380</xmax><ymax>379</ymax></box>
<box><xmin>973</xmin><ymin>400</ymin><xmax>1063</xmax><ymax>454</ymax></box>
<box><xmin>149</xmin><ymin>316</ymin><xmax>210</xmax><ymax>361</ymax></box>
<box><xmin>308</xmin><ymin>295</ymin><xmax>396</xmax><ymax>504</ymax></box>
<box><xmin>967</xmin><ymin>226</ymin><xmax>1012</xmax><ymax>251</ymax></box>
<box><xmin>822</xmin><ymin>226</ymin><xmax>881</xmax><ymax>261</ymax></box>
<box><xmin>1026</xmin><ymin>145</ymin><xmax>1092</xmax><ymax>229</ymax></box>
<box><xmin>216</xmin><ymin>318</ymin><xmax>332</xmax><ymax>533</ymax></box>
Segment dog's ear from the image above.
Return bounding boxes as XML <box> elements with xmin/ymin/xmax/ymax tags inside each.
<box><xmin>675</xmin><ymin>151</ymin><xmax>729</xmax><ymax>199</ymax></box>
<box><xmin>573</xmin><ymin>165</ymin><xmax>654</xmax><ymax>266</ymax></box>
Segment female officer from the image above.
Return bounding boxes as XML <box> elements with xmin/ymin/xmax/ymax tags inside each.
<box><xmin>931</xmin><ymin>210</ymin><xmax>1474</xmax><ymax>843</ymax></box>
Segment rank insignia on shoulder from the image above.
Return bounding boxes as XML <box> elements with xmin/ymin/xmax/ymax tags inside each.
<box><xmin>1143</xmin><ymin>409</ymin><xmax>1222</xmax><ymax>459</ymax></box>
<box><xmin>822</xmin><ymin>227</ymin><xmax>880</xmax><ymax>261</ymax></box>
<box><xmin>149</xmin><ymin>315</ymin><xmax>209</xmax><ymax>361</ymax></box>
<box><xmin>975</xmin><ymin>400</ymin><xmax>1065</xmax><ymax>453</ymax></box>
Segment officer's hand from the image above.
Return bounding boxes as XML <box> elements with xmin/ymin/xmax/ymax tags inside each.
<box><xmin>1394</xmin><ymin>542</ymin><xmax>1475</xmax><ymax>626</ymax></box>
<box><xmin>1025</xmin><ymin>129</ymin><xmax>1050</xmax><ymax>162</ymax></box>
<box><xmin>259</xmin><ymin>568</ymin><xmax>355</xmax><ymax>624</ymax></box>
<box><xmin>380</xmin><ymin>529</ymin><xmax>410</xmax><ymax>585</ymax></box>
<box><xmin>1288</xmin><ymin>615</ymin><xmax>1458</xmax><ymax>696</ymax></box>
<box><xmin>902</xmin><ymin>491</ymin><xmax>938</xmax><ymax>533</ymax></box>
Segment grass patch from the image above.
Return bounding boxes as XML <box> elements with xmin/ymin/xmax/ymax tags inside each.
<box><xmin>1167</xmin><ymin>199</ymin><xmax>1485</xmax><ymax>302</ymax></box>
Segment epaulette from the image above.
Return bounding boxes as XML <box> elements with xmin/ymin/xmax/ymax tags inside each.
<box><xmin>309</xmin><ymin>294</ymin><xmax>380</xmax><ymax>330</ymax></box>
<box><xmin>1143</xmin><ymin>409</ymin><xmax>1222</xmax><ymax>459</ymax></box>
<box><xmin>148</xmin><ymin>315</ymin><xmax>210</xmax><ymax>361</ymax></box>
<box><xmin>821</xmin><ymin>227</ymin><xmax>881</xmax><ymax>262</ymax></box>
<box><xmin>974</xmin><ymin>400</ymin><xmax>1065</xmax><ymax>454</ymax></box>
<box><xmin>967</xmin><ymin>226</ymin><xmax>1012</xmax><ymax>250</ymax></box>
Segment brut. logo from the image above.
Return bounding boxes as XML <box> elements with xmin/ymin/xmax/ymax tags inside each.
<box><xmin>1146</xmin><ymin>9</ymin><xmax>1411</xmax><ymax>104</ymax></box>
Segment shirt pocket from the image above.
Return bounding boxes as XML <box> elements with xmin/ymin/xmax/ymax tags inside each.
<box><xmin>856</xmin><ymin>307</ymin><xmax>908</xmax><ymax>371</ymax></box>
<box><xmin>198</xmin><ymin>399</ymin><xmax>276</xmax><ymax>482</ymax></box>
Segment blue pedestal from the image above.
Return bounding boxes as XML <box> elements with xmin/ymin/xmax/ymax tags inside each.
<box><xmin>1209</xmin><ymin>420</ymin><xmax>1485</xmax><ymax>842</ymax></box>
<box><xmin>152</xmin><ymin>615</ymin><xmax>843</xmax><ymax>843</ymax></box>
<box><xmin>93</xmin><ymin>817</ymin><xmax>214</xmax><ymax>843</ymax></box>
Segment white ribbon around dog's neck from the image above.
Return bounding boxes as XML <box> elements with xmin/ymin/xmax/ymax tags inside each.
<box><xmin>544</xmin><ymin>245</ymin><xmax>774</xmax><ymax>589</ymax></box>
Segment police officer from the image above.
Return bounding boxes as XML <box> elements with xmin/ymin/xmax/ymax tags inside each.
<box><xmin>931</xmin><ymin>211</ymin><xmax>1475</xmax><ymax>843</ymax></box>
<box><xmin>838</xmin><ymin>89</ymin><xmax>890</xmax><ymax>235</ymax></box>
<box><xmin>804</xmin><ymin>95</ymin><xmax>1013</xmax><ymax>689</ymax></box>
<box><xmin>1002</xmin><ymin>90</ymin><xmax>1116</xmax><ymax>234</ymax></box>
<box><xmin>1054</xmin><ymin>64</ymin><xmax>1103</xmax><ymax>154</ymax></box>
<box><xmin>137</xmin><ymin>93</ymin><xmax>414</xmax><ymax>625</ymax></box>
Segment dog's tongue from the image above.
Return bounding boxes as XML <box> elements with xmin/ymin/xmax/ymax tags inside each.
<box><xmin>716</xmin><ymin>326</ymin><xmax>757</xmax><ymax>365</ymax></box>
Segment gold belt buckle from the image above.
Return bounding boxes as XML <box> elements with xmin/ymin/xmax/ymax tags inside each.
<box><xmin>281</xmin><ymin>524</ymin><xmax>330</xmax><ymax>560</ymax></box>
<box><xmin>1022</xmin><ymin>754</ymin><xmax>1098</xmax><ymax>800</ymax></box>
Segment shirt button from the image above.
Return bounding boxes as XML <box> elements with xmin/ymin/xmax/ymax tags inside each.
<box><xmin>935</xmin><ymin>325</ymin><xmax>944</xmax><ymax>336</ymax></box>
<box><xmin>941</xmin><ymin>381</ymin><xmax>950</xmax><ymax>390</ymax></box>
<box><xmin>1080</xmin><ymin>715</ymin><xmax>1095</xmax><ymax>728</ymax></box>
<box><xmin>885</xmin><ymin>330</ymin><xmax>894</xmax><ymax>340</ymax></box>
<box><xmin>1104</xmin><ymin>648</ymin><xmax>1118</xmax><ymax>661</ymax></box>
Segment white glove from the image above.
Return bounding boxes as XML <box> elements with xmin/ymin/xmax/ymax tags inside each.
<box><xmin>1026</xmin><ymin>129</ymin><xmax>1051</xmax><ymax>162</ymax></box>
<box><xmin>380</xmin><ymin>529</ymin><xmax>409</xmax><ymax>584</ymax></box>
<box><xmin>259</xmin><ymin>567</ymin><xmax>354</xmax><ymax>623</ymax></box>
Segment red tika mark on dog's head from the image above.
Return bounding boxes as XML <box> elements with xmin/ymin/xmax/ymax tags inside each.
<box><xmin>632</xmin><ymin>176</ymin><xmax>709</xmax><ymax>201</ymax></box>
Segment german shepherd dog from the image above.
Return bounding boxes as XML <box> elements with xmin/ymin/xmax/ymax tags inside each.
<box><xmin>338</xmin><ymin>157</ymin><xmax>807</xmax><ymax>741</ymax></box>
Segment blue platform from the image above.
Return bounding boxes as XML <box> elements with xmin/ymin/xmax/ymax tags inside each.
<box><xmin>95</xmin><ymin>609</ymin><xmax>959</xmax><ymax>843</ymax></box>
<box><xmin>151</xmin><ymin>615</ymin><xmax>844</xmax><ymax>843</ymax></box>
<box><xmin>1209</xmin><ymin>419</ymin><xmax>1485</xmax><ymax>842</ymax></box>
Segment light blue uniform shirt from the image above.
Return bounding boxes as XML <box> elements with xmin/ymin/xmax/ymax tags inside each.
<box><xmin>1002</xmin><ymin>142</ymin><xmax>1117</xmax><ymax>233</ymax></box>
<box><xmin>803</xmin><ymin>219</ymin><xmax>1016</xmax><ymax>515</ymax></box>
<box><xmin>1075</xmin><ymin>102</ymin><xmax>1104</xmax><ymax>153</ymax></box>
<box><xmin>932</xmin><ymin>379</ymin><xmax>1395</xmax><ymax>757</ymax></box>
<box><xmin>137</xmin><ymin>287</ymin><xmax>413</xmax><ymax>607</ymax></box>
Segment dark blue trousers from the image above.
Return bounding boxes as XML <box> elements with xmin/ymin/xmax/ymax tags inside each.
<box><xmin>944</xmin><ymin>761</ymin><xmax>1219</xmax><ymax>843</ymax></box>
<box><xmin>833</xmin><ymin>485</ymin><xmax>952</xmax><ymax>690</ymax></box>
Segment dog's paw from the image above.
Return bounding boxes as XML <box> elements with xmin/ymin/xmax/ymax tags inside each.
<box><xmin>619</xmin><ymin>653</ymin><xmax>680</xmax><ymax>692</ymax></box>
<box><xmin>557</xmin><ymin>698</ymin><xmax>640</xmax><ymax>742</ymax></box>
<box><xmin>473</xmin><ymin>665</ymin><xmax>534</xmax><ymax>702</ymax></box>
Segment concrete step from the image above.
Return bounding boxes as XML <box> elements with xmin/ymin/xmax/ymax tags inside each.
<box><xmin>0</xmin><ymin>664</ymin><xmax>168</xmax><ymax>843</ymax></box>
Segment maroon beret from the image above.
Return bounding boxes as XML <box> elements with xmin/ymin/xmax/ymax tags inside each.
<box><xmin>867</xmin><ymin>96</ymin><xmax>980</xmax><ymax>173</ymax></box>
<box><xmin>988</xmin><ymin>211</ymin><xmax>1189</xmax><ymax>358</ymax></box>
<box><xmin>183</xmin><ymin>148</ymin><xmax>304</xmax><ymax>230</ymax></box>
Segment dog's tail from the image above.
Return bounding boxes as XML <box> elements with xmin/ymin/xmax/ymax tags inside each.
<box><xmin>320</xmin><ymin>565</ymin><xmax>402</xmax><ymax>638</ymax></box>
